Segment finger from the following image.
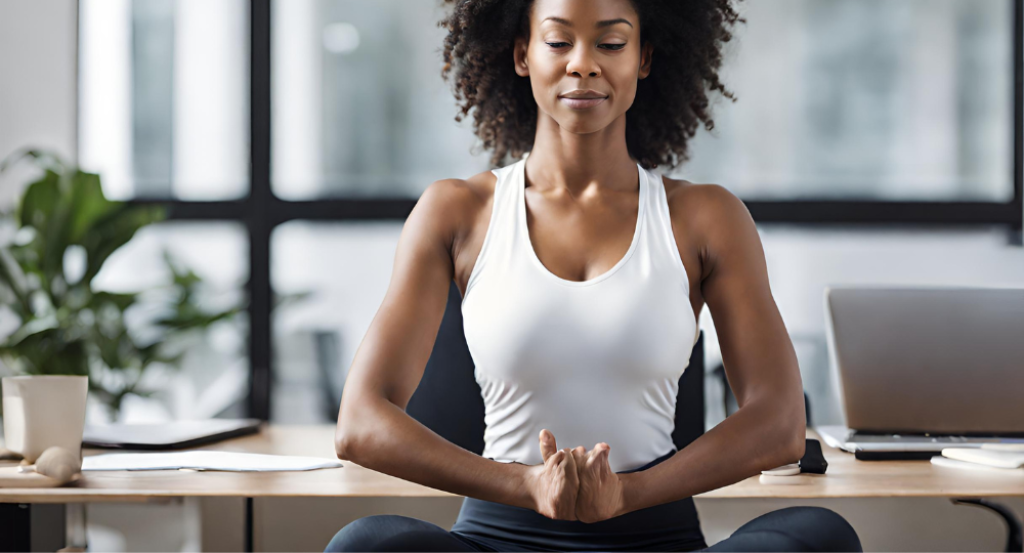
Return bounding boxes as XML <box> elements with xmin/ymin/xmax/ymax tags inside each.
<box><xmin>556</xmin><ymin>449</ymin><xmax>572</xmax><ymax>470</ymax></box>
<box><xmin>550</xmin><ymin>449</ymin><xmax>564</xmax><ymax>466</ymax></box>
<box><xmin>562</xmin><ymin>448</ymin><xmax>579</xmax><ymax>483</ymax></box>
<box><xmin>586</xmin><ymin>443</ymin><xmax>610</xmax><ymax>469</ymax></box>
<box><xmin>539</xmin><ymin>429</ymin><xmax>558</xmax><ymax>462</ymax></box>
<box><xmin>596</xmin><ymin>443</ymin><xmax>611</xmax><ymax>470</ymax></box>
<box><xmin>571</xmin><ymin>446</ymin><xmax>586</xmax><ymax>470</ymax></box>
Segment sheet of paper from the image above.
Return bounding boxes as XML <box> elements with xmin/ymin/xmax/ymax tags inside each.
<box><xmin>930</xmin><ymin>455</ymin><xmax>1023</xmax><ymax>472</ymax></box>
<box><xmin>82</xmin><ymin>450</ymin><xmax>343</xmax><ymax>472</ymax></box>
<box><xmin>942</xmin><ymin>447</ymin><xmax>1024</xmax><ymax>469</ymax></box>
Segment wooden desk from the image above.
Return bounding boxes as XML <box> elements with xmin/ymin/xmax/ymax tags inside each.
<box><xmin>4</xmin><ymin>425</ymin><xmax>1023</xmax><ymax>552</ymax></box>
<box><xmin>2</xmin><ymin>425</ymin><xmax>1022</xmax><ymax>504</ymax></box>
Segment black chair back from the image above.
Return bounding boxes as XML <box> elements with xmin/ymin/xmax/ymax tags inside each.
<box><xmin>407</xmin><ymin>281</ymin><xmax>705</xmax><ymax>455</ymax></box>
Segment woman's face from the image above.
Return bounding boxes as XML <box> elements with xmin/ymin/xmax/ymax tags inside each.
<box><xmin>514</xmin><ymin>0</ymin><xmax>653</xmax><ymax>135</ymax></box>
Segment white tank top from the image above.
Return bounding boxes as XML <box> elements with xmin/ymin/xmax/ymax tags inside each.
<box><xmin>460</xmin><ymin>155</ymin><xmax>699</xmax><ymax>472</ymax></box>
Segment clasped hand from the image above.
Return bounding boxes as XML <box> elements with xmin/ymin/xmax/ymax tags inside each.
<box><xmin>524</xmin><ymin>428</ymin><xmax>626</xmax><ymax>523</ymax></box>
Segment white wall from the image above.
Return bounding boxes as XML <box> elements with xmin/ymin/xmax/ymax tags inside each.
<box><xmin>0</xmin><ymin>0</ymin><xmax>78</xmax><ymax>210</ymax></box>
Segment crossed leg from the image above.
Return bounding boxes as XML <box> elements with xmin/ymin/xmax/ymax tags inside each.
<box><xmin>702</xmin><ymin>506</ymin><xmax>862</xmax><ymax>552</ymax></box>
<box><xmin>325</xmin><ymin>506</ymin><xmax>863</xmax><ymax>552</ymax></box>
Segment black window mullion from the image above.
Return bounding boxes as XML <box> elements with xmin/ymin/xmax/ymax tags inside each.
<box><xmin>249</xmin><ymin>0</ymin><xmax>273</xmax><ymax>421</ymax></box>
<box><xmin>745</xmin><ymin>200</ymin><xmax>1021</xmax><ymax>227</ymax></box>
<box><xmin>1014</xmin><ymin>0</ymin><xmax>1023</xmax><ymax>237</ymax></box>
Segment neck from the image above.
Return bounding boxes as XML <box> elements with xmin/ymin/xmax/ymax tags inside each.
<box><xmin>525</xmin><ymin>112</ymin><xmax>639</xmax><ymax>195</ymax></box>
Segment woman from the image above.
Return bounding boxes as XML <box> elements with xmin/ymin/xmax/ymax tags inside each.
<box><xmin>327</xmin><ymin>0</ymin><xmax>862</xmax><ymax>550</ymax></box>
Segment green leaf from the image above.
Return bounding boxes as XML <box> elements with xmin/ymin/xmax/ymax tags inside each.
<box><xmin>15</xmin><ymin>168</ymin><xmax>76</xmax><ymax>298</ymax></box>
<box><xmin>91</xmin><ymin>291</ymin><xmax>138</xmax><ymax>312</ymax></box>
<box><xmin>155</xmin><ymin>306</ymin><xmax>243</xmax><ymax>331</ymax></box>
<box><xmin>44</xmin><ymin>340</ymin><xmax>89</xmax><ymax>376</ymax></box>
<box><xmin>40</xmin><ymin>171</ymin><xmax>78</xmax><ymax>290</ymax></box>
<box><xmin>0</xmin><ymin>246</ymin><xmax>32</xmax><ymax>315</ymax></box>
<box><xmin>0</xmin><ymin>329</ymin><xmax>88</xmax><ymax>376</ymax></box>
<box><xmin>80</xmin><ymin>204</ymin><xmax>167</xmax><ymax>286</ymax></box>
<box><xmin>0</xmin><ymin>148</ymin><xmax>67</xmax><ymax>179</ymax></box>
<box><xmin>92</xmin><ymin>324</ymin><xmax>130</xmax><ymax>372</ymax></box>
<box><xmin>18</xmin><ymin>170</ymin><xmax>60</xmax><ymax>232</ymax></box>
<box><xmin>0</xmin><ymin>316</ymin><xmax>60</xmax><ymax>349</ymax></box>
<box><xmin>68</xmin><ymin>171</ymin><xmax>120</xmax><ymax>245</ymax></box>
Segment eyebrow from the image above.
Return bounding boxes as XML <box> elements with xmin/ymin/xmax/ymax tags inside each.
<box><xmin>543</xmin><ymin>16</ymin><xmax>634</xmax><ymax>29</ymax></box>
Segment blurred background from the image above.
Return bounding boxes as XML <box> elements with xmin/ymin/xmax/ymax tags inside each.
<box><xmin>0</xmin><ymin>0</ymin><xmax>1022</xmax><ymax>550</ymax></box>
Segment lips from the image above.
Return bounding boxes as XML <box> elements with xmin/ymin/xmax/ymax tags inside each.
<box><xmin>558</xmin><ymin>90</ymin><xmax>609</xmax><ymax>109</ymax></box>
<box><xmin>560</xmin><ymin>97</ymin><xmax>607</xmax><ymax>109</ymax></box>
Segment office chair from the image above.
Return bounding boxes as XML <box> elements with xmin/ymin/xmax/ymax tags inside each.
<box><xmin>406</xmin><ymin>280</ymin><xmax>706</xmax><ymax>457</ymax></box>
<box><xmin>406</xmin><ymin>283</ymin><xmax>1024</xmax><ymax>553</ymax></box>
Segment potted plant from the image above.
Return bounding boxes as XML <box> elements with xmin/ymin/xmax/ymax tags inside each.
<box><xmin>0</xmin><ymin>149</ymin><xmax>245</xmax><ymax>419</ymax></box>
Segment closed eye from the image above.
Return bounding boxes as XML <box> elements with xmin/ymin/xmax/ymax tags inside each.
<box><xmin>545</xmin><ymin>42</ymin><xmax>626</xmax><ymax>51</ymax></box>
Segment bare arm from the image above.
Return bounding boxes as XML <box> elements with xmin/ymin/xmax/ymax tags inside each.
<box><xmin>334</xmin><ymin>179</ymin><xmax>534</xmax><ymax>509</ymax></box>
<box><xmin>617</xmin><ymin>185</ymin><xmax>806</xmax><ymax>515</ymax></box>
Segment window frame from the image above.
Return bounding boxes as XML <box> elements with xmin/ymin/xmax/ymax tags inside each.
<box><xmin>97</xmin><ymin>0</ymin><xmax>1021</xmax><ymax>421</ymax></box>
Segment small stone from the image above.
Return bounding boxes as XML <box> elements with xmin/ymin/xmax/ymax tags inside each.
<box><xmin>34</xmin><ymin>446</ymin><xmax>81</xmax><ymax>483</ymax></box>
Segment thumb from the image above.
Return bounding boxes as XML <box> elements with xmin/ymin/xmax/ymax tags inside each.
<box><xmin>598</xmin><ymin>443</ymin><xmax>612</xmax><ymax>471</ymax></box>
<box><xmin>539</xmin><ymin>429</ymin><xmax>558</xmax><ymax>462</ymax></box>
<box><xmin>588</xmin><ymin>442</ymin><xmax>611</xmax><ymax>469</ymax></box>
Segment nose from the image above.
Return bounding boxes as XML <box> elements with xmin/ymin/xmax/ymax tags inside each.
<box><xmin>566</xmin><ymin>46</ymin><xmax>600</xmax><ymax>78</ymax></box>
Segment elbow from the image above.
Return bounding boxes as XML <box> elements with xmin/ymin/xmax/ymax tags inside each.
<box><xmin>334</xmin><ymin>391</ymin><xmax>372</xmax><ymax>462</ymax></box>
<box><xmin>334</xmin><ymin>393</ymin><xmax>389</xmax><ymax>464</ymax></box>
<box><xmin>334</xmin><ymin>429</ymin><xmax>357</xmax><ymax>462</ymax></box>
<box><xmin>335</xmin><ymin>424</ymin><xmax>370</xmax><ymax>463</ymax></box>
<box><xmin>782</xmin><ymin>407</ymin><xmax>807</xmax><ymax>464</ymax></box>
<box><xmin>771</xmin><ymin>429</ymin><xmax>805</xmax><ymax>467</ymax></box>
<box><xmin>762</xmin><ymin>394</ymin><xmax>806</xmax><ymax>465</ymax></box>
<box><xmin>786</xmin><ymin>431</ymin><xmax>806</xmax><ymax>464</ymax></box>
<box><xmin>334</xmin><ymin>405</ymin><xmax>365</xmax><ymax>462</ymax></box>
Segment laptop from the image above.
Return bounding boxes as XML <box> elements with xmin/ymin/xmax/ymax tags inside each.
<box><xmin>83</xmin><ymin>418</ymin><xmax>263</xmax><ymax>450</ymax></box>
<box><xmin>817</xmin><ymin>287</ymin><xmax>1024</xmax><ymax>460</ymax></box>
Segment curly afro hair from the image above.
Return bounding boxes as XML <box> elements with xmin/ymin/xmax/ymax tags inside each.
<box><xmin>439</xmin><ymin>0</ymin><xmax>742</xmax><ymax>170</ymax></box>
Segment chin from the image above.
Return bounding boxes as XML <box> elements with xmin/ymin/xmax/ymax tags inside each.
<box><xmin>556</xmin><ymin>115</ymin><xmax>611</xmax><ymax>135</ymax></box>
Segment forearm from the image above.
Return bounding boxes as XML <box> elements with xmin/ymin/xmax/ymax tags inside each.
<box><xmin>619</xmin><ymin>397</ymin><xmax>805</xmax><ymax>515</ymax></box>
<box><xmin>337</xmin><ymin>396</ymin><xmax>533</xmax><ymax>509</ymax></box>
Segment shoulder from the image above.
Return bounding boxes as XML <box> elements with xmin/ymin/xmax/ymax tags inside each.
<box><xmin>414</xmin><ymin>169</ymin><xmax>499</xmax><ymax>248</ymax></box>
<box><xmin>660</xmin><ymin>175</ymin><xmax>754</xmax><ymax>240</ymax></box>
<box><xmin>659</xmin><ymin>175</ymin><xmax>761</xmax><ymax>283</ymax></box>
<box><xmin>420</xmin><ymin>169</ymin><xmax>498</xmax><ymax>220</ymax></box>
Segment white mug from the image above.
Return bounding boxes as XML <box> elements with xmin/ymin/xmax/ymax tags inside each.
<box><xmin>2</xmin><ymin>375</ymin><xmax>88</xmax><ymax>463</ymax></box>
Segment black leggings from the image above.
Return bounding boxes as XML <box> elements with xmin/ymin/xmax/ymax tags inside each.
<box><xmin>324</xmin><ymin>505</ymin><xmax>861</xmax><ymax>552</ymax></box>
<box><xmin>326</xmin><ymin>450</ymin><xmax>861</xmax><ymax>552</ymax></box>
